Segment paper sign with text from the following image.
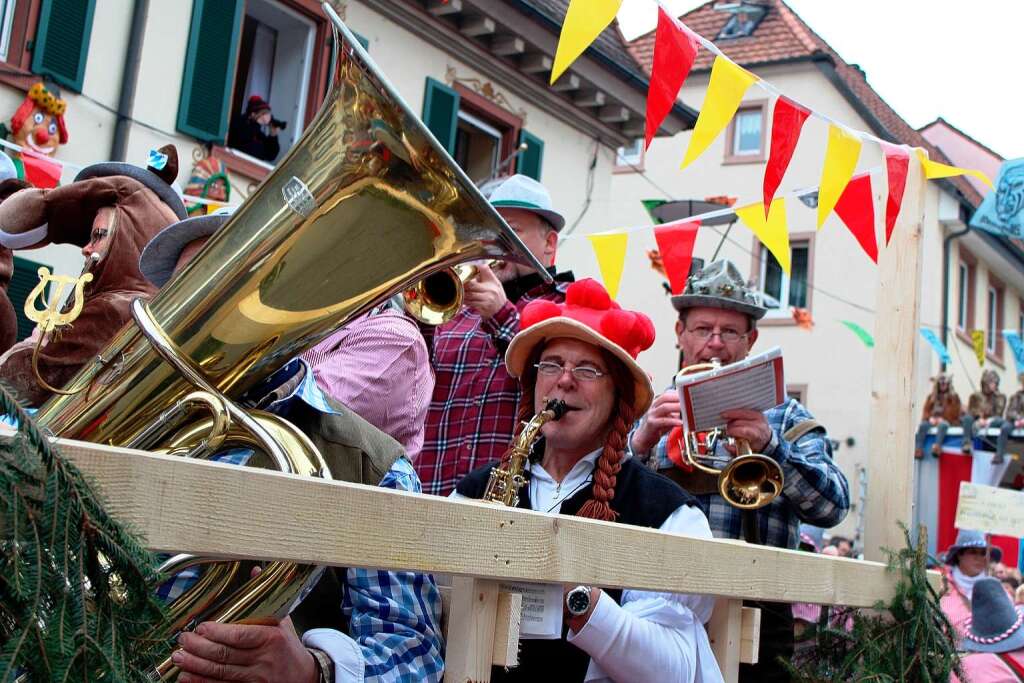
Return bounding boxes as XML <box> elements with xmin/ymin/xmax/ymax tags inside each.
<box><xmin>955</xmin><ymin>482</ymin><xmax>1024</xmax><ymax>538</ymax></box>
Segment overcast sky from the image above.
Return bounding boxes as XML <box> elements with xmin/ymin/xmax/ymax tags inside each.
<box><xmin>617</xmin><ymin>1</ymin><xmax>1024</xmax><ymax>159</ymax></box>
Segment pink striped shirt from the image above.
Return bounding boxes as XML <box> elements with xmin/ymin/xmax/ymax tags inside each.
<box><xmin>302</xmin><ymin>307</ymin><xmax>433</xmax><ymax>460</ymax></box>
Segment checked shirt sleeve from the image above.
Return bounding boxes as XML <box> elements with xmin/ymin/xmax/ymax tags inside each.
<box><xmin>766</xmin><ymin>401</ymin><xmax>850</xmax><ymax>529</ymax></box>
<box><xmin>343</xmin><ymin>457</ymin><xmax>445</xmax><ymax>682</ymax></box>
<box><xmin>481</xmin><ymin>300</ymin><xmax>521</xmax><ymax>348</ymax></box>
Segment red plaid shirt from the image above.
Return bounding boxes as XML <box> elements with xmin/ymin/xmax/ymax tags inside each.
<box><xmin>417</xmin><ymin>272</ymin><xmax>572</xmax><ymax>496</ymax></box>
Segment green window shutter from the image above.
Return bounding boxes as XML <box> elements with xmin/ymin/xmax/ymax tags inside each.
<box><xmin>177</xmin><ymin>0</ymin><xmax>244</xmax><ymax>144</ymax></box>
<box><xmin>9</xmin><ymin>256</ymin><xmax>48</xmax><ymax>342</ymax></box>
<box><xmin>31</xmin><ymin>0</ymin><xmax>97</xmax><ymax>92</ymax></box>
<box><xmin>517</xmin><ymin>130</ymin><xmax>544</xmax><ymax>181</ymax></box>
<box><xmin>422</xmin><ymin>77</ymin><xmax>459</xmax><ymax>155</ymax></box>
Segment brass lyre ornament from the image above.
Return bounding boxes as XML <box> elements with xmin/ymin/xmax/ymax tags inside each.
<box><xmin>25</xmin><ymin>267</ymin><xmax>95</xmax><ymax>396</ymax></box>
<box><xmin>482</xmin><ymin>399</ymin><xmax>568</xmax><ymax>507</ymax></box>
<box><xmin>24</xmin><ymin>267</ymin><xmax>93</xmax><ymax>333</ymax></box>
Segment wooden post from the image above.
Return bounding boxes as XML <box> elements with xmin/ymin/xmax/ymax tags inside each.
<box><xmin>864</xmin><ymin>156</ymin><xmax>927</xmax><ymax>561</ymax></box>
<box><xmin>445</xmin><ymin>576</ymin><xmax>500</xmax><ymax>682</ymax></box>
<box><xmin>708</xmin><ymin>598</ymin><xmax>743</xmax><ymax>683</ymax></box>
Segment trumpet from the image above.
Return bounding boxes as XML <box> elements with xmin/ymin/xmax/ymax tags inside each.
<box><xmin>483</xmin><ymin>399</ymin><xmax>568</xmax><ymax>507</ymax></box>
<box><xmin>402</xmin><ymin>259</ymin><xmax>500</xmax><ymax>325</ymax></box>
<box><xmin>674</xmin><ymin>360</ymin><xmax>783</xmax><ymax>510</ymax></box>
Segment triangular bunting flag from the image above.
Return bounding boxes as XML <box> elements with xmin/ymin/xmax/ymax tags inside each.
<box><xmin>587</xmin><ymin>232</ymin><xmax>629</xmax><ymax>299</ymax></box>
<box><xmin>735</xmin><ymin>198</ymin><xmax>790</xmax><ymax>275</ymax></box>
<box><xmin>20</xmin><ymin>152</ymin><xmax>61</xmax><ymax>189</ymax></box>
<box><xmin>879</xmin><ymin>142</ymin><xmax>910</xmax><ymax>246</ymax></box>
<box><xmin>915</xmin><ymin>149</ymin><xmax>993</xmax><ymax>189</ymax></box>
<box><xmin>551</xmin><ymin>0</ymin><xmax>623</xmax><ymax>84</ymax></box>
<box><xmin>971</xmin><ymin>329</ymin><xmax>986</xmax><ymax>366</ymax></box>
<box><xmin>817</xmin><ymin>125</ymin><xmax>861</xmax><ymax>229</ymax></box>
<box><xmin>833</xmin><ymin>172</ymin><xmax>877</xmax><ymax>263</ymax></box>
<box><xmin>920</xmin><ymin>328</ymin><xmax>951</xmax><ymax>365</ymax></box>
<box><xmin>645</xmin><ymin>9</ymin><xmax>698</xmax><ymax>149</ymax></box>
<box><xmin>654</xmin><ymin>219</ymin><xmax>700</xmax><ymax>294</ymax></box>
<box><xmin>681</xmin><ymin>56</ymin><xmax>758</xmax><ymax>169</ymax></box>
<box><xmin>841</xmin><ymin>320</ymin><xmax>874</xmax><ymax>348</ymax></box>
<box><xmin>763</xmin><ymin>97</ymin><xmax>810</xmax><ymax>218</ymax></box>
<box><xmin>1003</xmin><ymin>329</ymin><xmax>1024</xmax><ymax>373</ymax></box>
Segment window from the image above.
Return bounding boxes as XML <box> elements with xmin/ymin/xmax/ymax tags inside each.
<box><xmin>715</xmin><ymin>5</ymin><xmax>767</xmax><ymax>40</ymax></box>
<box><xmin>987</xmin><ymin>280</ymin><xmax>1004</xmax><ymax>357</ymax></box>
<box><xmin>724</xmin><ymin>105</ymin><xmax>765</xmax><ymax>163</ymax></box>
<box><xmin>759</xmin><ymin>238</ymin><xmax>811</xmax><ymax>316</ymax></box>
<box><xmin>957</xmin><ymin>253</ymin><xmax>976</xmax><ymax>332</ymax></box>
<box><xmin>786</xmin><ymin>385</ymin><xmax>806</xmax><ymax>406</ymax></box>
<box><xmin>0</xmin><ymin>0</ymin><xmax>17</xmax><ymax>62</ymax></box>
<box><xmin>422</xmin><ymin>79</ymin><xmax>542</xmax><ymax>183</ymax></box>
<box><xmin>614</xmin><ymin>138</ymin><xmax>644</xmax><ymax>171</ymax></box>
<box><xmin>179</xmin><ymin>0</ymin><xmax>331</xmax><ymax>174</ymax></box>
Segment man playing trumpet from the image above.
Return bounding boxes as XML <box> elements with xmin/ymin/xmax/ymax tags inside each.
<box><xmin>629</xmin><ymin>259</ymin><xmax>849</xmax><ymax>682</ymax></box>
<box><xmin>455</xmin><ymin>278</ymin><xmax>723</xmax><ymax>683</ymax></box>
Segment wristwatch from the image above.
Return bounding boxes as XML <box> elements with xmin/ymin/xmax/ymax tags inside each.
<box><xmin>565</xmin><ymin>585</ymin><xmax>592</xmax><ymax>617</ymax></box>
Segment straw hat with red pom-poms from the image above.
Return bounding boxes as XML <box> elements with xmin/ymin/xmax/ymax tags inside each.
<box><xmin>505</xmin><ymin>278</ymin><xmax>656</xmax><ymax>414</ymax></box>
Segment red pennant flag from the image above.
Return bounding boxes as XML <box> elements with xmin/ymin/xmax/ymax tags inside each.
<box><xmin>833</xmin><ymin>172</ymin><xmax>877</xmax><ymax>263</ymax></box>
<box><xmin>654</xmin><ymin>219</ymin><xmax>700</xmax><ymax>294</ymax></box>
<box><xmin>21</xmin><ymin>151</ymin><xmax>61</xmax><ymax>189</ymax></box>
<box><xmin>879</xmin><ymin>142</ymin><xmax>909</xmax><ymax>246</ymax></box>
<box><xmin>644</xmin><ymin>9</ymin><xmax>698</xmax><ymax>150</ymax></box>
<box><xmin>763</xmin><ymin>97</ymin><xmax>810</xmax><ymax>219</ymax></box>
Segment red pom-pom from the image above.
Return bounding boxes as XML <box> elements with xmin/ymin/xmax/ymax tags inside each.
<box><xmin>565</xmin><ymin>278</ymin><xmax>612</xmax><ymax>310</ymax></box>
<box><xmin>521</xmin><ymin>299</ymin><xmax>561</xmax><ymax>329</ymax></box>
<box><xmin>600</xmin><ymin>309</ymin><xmax>656</xmax><ymax>357</ymax></box>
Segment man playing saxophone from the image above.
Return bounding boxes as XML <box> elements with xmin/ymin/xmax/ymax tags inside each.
<box><xmin>454</xmin><ymin>278</ymin><xmax>723</xmax><ymax>683</ymax></box>
<box><xmin>629</xmin><ymin>258</ymin><xmax>850</xmax><ymax>682</ymax></box>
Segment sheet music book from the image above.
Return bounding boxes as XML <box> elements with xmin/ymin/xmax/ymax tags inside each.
<box><xmin>675</xmin><ymin>346</ymin><xmax>785</xmax><ymax>433</ymax></box>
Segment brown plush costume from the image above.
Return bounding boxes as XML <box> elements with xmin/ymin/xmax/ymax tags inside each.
<box><xmin>0</xmin><ymin>178</ymin><xmax>31</xmax><ymax>354</ymax></box>
<box><xmin>0</xmin><ymin>146</ymin><xmax>187</xmax><ymax>405</ymax></box>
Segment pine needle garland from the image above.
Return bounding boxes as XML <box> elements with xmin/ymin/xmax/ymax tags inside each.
<box><xmin>0</xmin><ymin>383</ymin><xmax>167</xmax><ymax>681</ymax></box>
<box><xmin>785</xmin><ymin>524</ymin><xmax>965</xmax><ymax>682</ymax></box>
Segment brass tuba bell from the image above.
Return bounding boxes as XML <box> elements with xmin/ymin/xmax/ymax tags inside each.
<box><xmin>674</xmin><ymin>360</ymin><xmax>784</xmax><ymax>510</ymax></box>
<box><xmin>32</xmin><ymin>3</ymin><xmax>548</xmax><ymax>679</ymax></box>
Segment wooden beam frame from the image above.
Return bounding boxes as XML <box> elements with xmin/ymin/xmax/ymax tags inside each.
<box><xmin>55</xmin><ymin>438</ymin><xmax>932</xmax><ymax>606</ymax></box>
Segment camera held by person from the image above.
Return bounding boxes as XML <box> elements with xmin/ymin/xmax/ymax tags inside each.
<box><xmin>227</xmin><ymin>95</ymin><xmax>282</xmax><ymax>163</ymax></box>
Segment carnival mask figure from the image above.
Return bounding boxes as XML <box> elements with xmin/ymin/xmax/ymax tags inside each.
<box><xmin>9</xmin><ymin>82</ymin><xmax>68</xmax><ymax>157</ymax></box>
<box><xmin>996</xmin><ymin>164</ymin><xmax>1024</xmax><ymax>226</ymax></box>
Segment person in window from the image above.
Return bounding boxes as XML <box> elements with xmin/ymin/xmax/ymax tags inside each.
<box><xmin>417</xmin><ymin>174</ymin><xmax>574</xmax><ymax>496</ymax></box>
<box><xmin>228</xmin><ymin>95</ymin><xmax>281</xmax><ymax>163</ymax></box>
<box><xmin>454</xmin><ymin>278</ymin><xmax>723</xmax><ymax>683</ymax></box>
<box><xmin>915</xmin><ymin>373</ymin><xmax>962</xmax><ymax>459</ymax></box>
<box><xmin>628</xmin><ymin>258</ymin><xmax>850</xmax><ymax>683</ymax></box>
<box><xmin>139</xmin><ymin>212</ymin><xmax>444</xmax><ymax>683</ymax></box>
<box><xmin>962</xmin><ymin>369</ymin><xmax>1010</xmax><ymax>463</ymax></box>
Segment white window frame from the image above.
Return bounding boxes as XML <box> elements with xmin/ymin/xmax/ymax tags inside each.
<box><xmin>957</xmin><ymin>262</ymin><xmax>969</xmax><ymax>330</ymax></box>
<box><xmin>732</xmin><ymin>108</ymin><xmax>763</xmax><ymax>156</ymax></box>
<box><xmin>615</xmin><ymin>138</ymin><xmax>644</xmax><ymax>169</ymax></box>
<box><xmin>760</xmin><ymin>240</ymin><xmax>810</xmax><ymax>317</ymax></box>
<box><xmin>987</xmin><ymin>286</ymin><xmax>998</xmax><ymax>352</ymax></box>
<box><xmin>0</xmin><ymin>0</ymin><xmax>16</xmax><ymax>62</ymax></box>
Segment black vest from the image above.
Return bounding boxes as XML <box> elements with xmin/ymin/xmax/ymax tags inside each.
<box><xmin>457</xmin><ymin>457</ymin><xmax>697</xmax><ymax>682</ymax></box>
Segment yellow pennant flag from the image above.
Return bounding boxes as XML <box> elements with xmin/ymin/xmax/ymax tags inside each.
<box><xmin>588</xmin><ymin>232</ymin><xmax>629</xmax><ymax>299</ymax></box>
<box><xmin>551</xmin><ymin>0</ymin><xmax>623</xmax><ymax>84</ymax></box>
<box><xmin>681</xmin><ymin>56</ymin><xmax>758</xmax><ymax>169</ymax></box>
<box><xmin>817</xmin><ymin>124</ymin><xmax>862</xmax><ymax>229</ymax></box>
<box><xmin>971</xmin><ymin>329</ymin><xmax>986</xmax><ymax>366</ymax></box>
<box><xmin>736</xmin><ymin>198</ymin><xmax>790</xmax><ymax>275</ymax></box>
<box><xmin>915</xmin><ymin>149</ymin><xmax>993</xmax><ymax>189</ymax></box>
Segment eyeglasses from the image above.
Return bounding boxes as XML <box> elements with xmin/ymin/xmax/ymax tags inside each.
<box><xmin>534</xmin><ymin>361</ymin><xmax>606</xmax><ymax>381</ymax></box>
<box><xmin>686</xmin><ymin>326</ymin><xmax>748</xmax><ymax>343</ymax></box>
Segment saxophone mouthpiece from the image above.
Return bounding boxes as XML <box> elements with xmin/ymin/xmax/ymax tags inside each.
<box><xmin>545</xmin><ymin>399</ymin><xmax>568</xmax><ymax>420</ymax></box>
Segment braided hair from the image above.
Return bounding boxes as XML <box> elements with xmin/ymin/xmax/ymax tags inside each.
<box><xmin>508</xmin><ymin>344</ymin><xmax>636</xmax><ymax>522</ymax></box>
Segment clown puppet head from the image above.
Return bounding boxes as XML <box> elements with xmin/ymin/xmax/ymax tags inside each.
<box><xmin>10</xmin><ymin>81</ymin><xmax>68</xmax><ymax>156</ymax></box>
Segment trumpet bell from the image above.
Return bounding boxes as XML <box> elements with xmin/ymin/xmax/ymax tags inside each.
<box><xmin>718</xmin><ymin>453</ymin><xmax>784</xmax><ymax>510</ymax></box>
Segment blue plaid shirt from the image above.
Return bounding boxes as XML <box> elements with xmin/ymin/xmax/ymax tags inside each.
<box><xmin>157</xmin><ymin>361</ymin><xmax>444</xmax><ymax>682</ymax></box>
<box><xmin>639</xmin><ymin>397</ymin><xmax>850</xmax><ymax>549</ymax></box>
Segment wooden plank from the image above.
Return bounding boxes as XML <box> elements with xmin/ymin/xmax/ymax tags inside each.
<box><xmin>54</xmin><ymin>439</ymin><xmax>933</xmax><ymax>606</ymax></box>
<box><xmin>438</xmin><ymin>586</ymin><xmax>522</xmax><ymax>668</ymax></box>
<box><xmin>446</xmin><ymin>577</ymin><xmax>499</xmax><ymax>683</ymax></box>
<box><xmin>739</xmin><ymin>606</ymin><xmax>761</xmax><ymax>665</ymax></box>
<box><xmin>708</xmin><ymin>598</ymin><xmax>742</xmax><ymax>683</ymax></box>
<box><xmin>864</xmin><ymin>156</ymin><xmax>927</xmax><ymax>561</ymax></box>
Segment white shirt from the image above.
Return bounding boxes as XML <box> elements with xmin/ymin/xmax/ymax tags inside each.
<box><xmin>453</xmin><ymin>449</ymin><xmax>724</xmax><ymax>683</ymax></box>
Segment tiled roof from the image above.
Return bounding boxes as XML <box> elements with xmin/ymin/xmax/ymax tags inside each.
<box><xmin>625</xmin><ymin>0</ymin><xmax>983</xmax><ymax>208</ymax></box>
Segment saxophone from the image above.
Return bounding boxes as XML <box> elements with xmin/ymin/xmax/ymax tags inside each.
<box><xmin>482</xmin><ymin>399</ymin><xmax>568</xmax><ymax>507</ymax></box>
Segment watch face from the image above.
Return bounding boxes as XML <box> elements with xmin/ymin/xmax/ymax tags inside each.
<box><xmin>567</xmin><ymin>588</ymin><xmax>589</xmax><ymax>615</ymax></box>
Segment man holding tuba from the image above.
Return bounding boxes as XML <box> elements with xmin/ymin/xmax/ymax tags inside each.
<box><xmin>455</xmin><ymin>278</ymin><xmax>724</xmax><ymax>683</ymax></box>
<box><xmin>138</xmin><ymin>212</ymin><xmax>444</xmax><ymax>683</ymax></box>
<box><xmin>629</xmin><ymin>258</ymin><xmax>850</xmax><ymax>683</ymax></box>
